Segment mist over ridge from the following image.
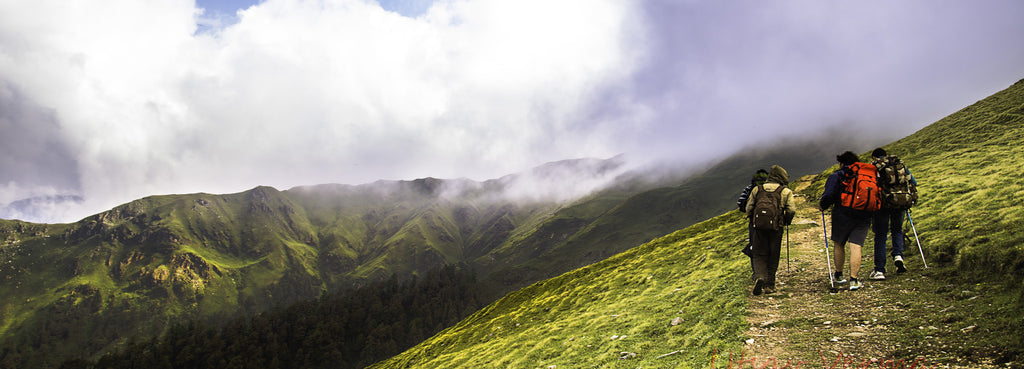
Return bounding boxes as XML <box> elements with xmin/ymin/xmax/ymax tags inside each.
<box><xmin>1</xmin><ymin>119</ymin><xmax>897</xmax><ymax>225</ymax></box>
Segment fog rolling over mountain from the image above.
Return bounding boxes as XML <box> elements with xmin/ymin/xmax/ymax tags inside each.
<box><xmin>0</xmin><ymin>195</ymin><xmax>84</xmax><ymax>224</ymax></box>
<box><xmin>290</xmin><ymin>155</ymin><xmax>633</xmax><ymax>204</ymax></box>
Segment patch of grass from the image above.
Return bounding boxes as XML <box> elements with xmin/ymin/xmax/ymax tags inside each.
<box><xmin>373</xmin><ymin>212</ymin><xmax>752</xmax><ymax>368</ymax></box>
<box><xmin>881</xmin><ymin>80</ymin><xmax>1024</xmax><ymax>285</ymax></box>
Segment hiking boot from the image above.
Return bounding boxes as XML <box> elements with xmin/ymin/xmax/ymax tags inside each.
<box><xmin>894</xmin><ymin>255</ymin><xmax>907</xmax><ymax>273</ymax></box>
<box><xmin>869</xmin><ymin>270</ymin><xmax>886</xmax><ymax>280</ymax></box>
<box><xmin>753</xmin><ymin>279</ymin><xmax>765</xmax><ymax>296</ymax></box>
<box><xmin>849</xmin><ymin>278</ymin><xmax>862</xmax><ymax>291</ymax></box>
<box><xmin>833</xmin><ymin>272</ymin><xmax>847</xmax><ymax>285</ymax></box>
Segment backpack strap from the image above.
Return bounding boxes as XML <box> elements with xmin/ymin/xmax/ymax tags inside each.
<box><xmin>772</xmin><ymin>184</ymin><xmax>785</xmax><ymax>208</ymax></box>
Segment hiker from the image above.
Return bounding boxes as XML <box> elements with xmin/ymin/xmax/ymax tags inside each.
<box><xmin>745</xmin><ymin>165</ymin><xmax>795</xmax><ymax>295</ymax></box>
<box><xmin>819</xmin><ymin>151</ymin><xmax>880</xmax><ymax>291</ymax></box>
<box><xmin>869</xmin><ymin>148</ymin><xmax>918</xmax><ymax>279</ymax></box>
<box><xmin>737</xmin><ymin>169</ymin><xmax>769</xmax><ymax>280</ymax></box>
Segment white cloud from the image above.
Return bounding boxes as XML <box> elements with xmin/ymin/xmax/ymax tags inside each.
<box><xmin>0</xmin><ymin>0</ymin><xmax>643</xmax><ymax>222</ymax></box>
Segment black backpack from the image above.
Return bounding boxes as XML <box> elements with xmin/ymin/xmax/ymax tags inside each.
<box><xmin>873</xmin><ymin>155</ymin><xmax>917</xmax><ymax>210</ymax></box>
<box><xmin>751</xmin><ymin>184</ymin><xmax>785</xmax><ymax>231</ymax></box>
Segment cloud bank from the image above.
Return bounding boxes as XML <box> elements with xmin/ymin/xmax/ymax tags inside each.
<box><xmin>1</xmin><ymin>0</ymin><xmax>1023</xmax><ymax>222</ymax></box>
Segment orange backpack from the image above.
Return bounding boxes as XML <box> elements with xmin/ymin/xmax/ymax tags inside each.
<box><xmin>840</xmin><ymin>162</ymin><xmax>881</xmax><ymax>212</ymax></box>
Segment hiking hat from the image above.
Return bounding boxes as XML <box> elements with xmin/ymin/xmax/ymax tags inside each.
<box><xmin>836</xmin><ymin>151</ymin><xmax>859</xmax><ymax>166</ymax></box>
<box><xmin>768</xmin><ymin>165</ymin><xmax>789</xmax><ymax>186</ymax></box>
<box><xmin>872</xmin><ymin>148</ymin><xmax>887</xmax><ymax>158</ymax></box>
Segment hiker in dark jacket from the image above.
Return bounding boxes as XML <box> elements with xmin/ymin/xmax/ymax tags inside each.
<box><xmin>819</xmin><ymin>151</ymin><xmax>873</xmax><ymax>291</ymax></box>
<box><xmin>869</xmin><ymin>148</ymin><xmax>918</xmax><ymax>279</ymax></box>
<box><xmin>745</xmin><ymin>165</ymin><xmax>796</xmax><ymax>295</ymax></box>
<box><xmin>737</xmin><ymin>169</ymin><xmax>769</xmax><ymax>212</ymax></box>
<box><xmin>737</xmin><ymin>169</ymin><xmax>769</xmax><ymax>280</ymax></box>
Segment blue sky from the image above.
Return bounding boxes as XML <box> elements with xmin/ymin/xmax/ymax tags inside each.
<box><xmin>197</xmin><ymin>0</ymin><xmax>435</xmax><ymax>18</ymax></box>
<box><xmin>2</xmin><ymin>0</ymin><xmax>1024</xmax><ymax>222</ymax></box>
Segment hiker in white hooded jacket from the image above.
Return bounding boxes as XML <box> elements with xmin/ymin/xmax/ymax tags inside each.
<box><xmin>745</xmin><ymin>165</ymin><xmax>796</xmax><ymax>295</ymax></box>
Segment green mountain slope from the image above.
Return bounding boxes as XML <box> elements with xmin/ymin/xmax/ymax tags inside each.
<box><xmin>0</xmin><ymin>182</ymin><xmax>557</xmax><ymax>368</ymax></box>
<box><xmin>884</xmin><ymin>83</ymin><xmax>1024</xmax><ymax>281</ymax></box>
<box><xmin>375</xmin><ymin>211</ymin><xmax>752</xmax><ymax>368</ymax></box>
<box><xmin>0</xmin><ymin>187</ymin><xmax>331</xmax><ymax>367</ymax></box>
<box><xmin>373</xmin><ymin>78</ymin><xmax>1024</xmax><ymax>368</ymax></box>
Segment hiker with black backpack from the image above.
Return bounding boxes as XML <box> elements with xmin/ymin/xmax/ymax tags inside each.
<box><xmin>819</xmin><ymin>151</ymin><xmax>881</xmax><ymax>291</ymax></box>
<box><xmin>869</xmin><ymin>148</ymin><xmax>918</xmax><ymax>280</ymax></box>
<box><xmin>745</xmin><ymin>165</ymin><xmax>795</xmax><ymax>296</ymax></box>
<box><xmin>737</xmin><ymin>169</ymin><xmax>769</xmax><ymax>281</ymax></box>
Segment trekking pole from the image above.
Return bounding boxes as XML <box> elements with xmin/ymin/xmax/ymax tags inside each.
<box><xmin>786</xmin><ymin>225</ymin><xmax>790</xmax><ymax>272</ymax></box>
<box><xmin>821</xmin><ymin>211</ymin><xmax>835</xmax><ymax>289</ymax></box>
<box><xmin>906</xmin><ymin>209</ymin><xmax>928</xmax><ymax>268</ymax></box>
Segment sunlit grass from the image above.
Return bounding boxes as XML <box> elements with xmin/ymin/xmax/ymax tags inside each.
<box><xmin>374</xmin><ymin>211</ymin><xmax>751</xmax><ymax>368</ymax></box>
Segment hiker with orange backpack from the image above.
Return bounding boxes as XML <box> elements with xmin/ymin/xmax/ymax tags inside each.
<box><xmin>745</xmin><ymin>165</ymin><xmax>796</xmax><ymax>295</ymax></box>
<box><xmin>819</xmin><ymin>151</ymin><xmax>881</xmax><ymax>291</ymax></box>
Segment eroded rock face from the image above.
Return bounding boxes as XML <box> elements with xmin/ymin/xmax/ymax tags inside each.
<box><xmin>141</xmin><ymin>252</ymin><xmax>219</xmax><ymax>292</ymax></box>
<box><xmin>169</xmin><ymin>252</ymin><xmax>218</xmax><ymax>280</ymax></box>
<box><xmin>113</xmin><ymin>251</ymin><xmax>146</xmax><ymax>279</ymax></box>
<box><xmin>151</xmin><ymin>265</ymin><xmax>170</xmax><ymax>283</ymax></box>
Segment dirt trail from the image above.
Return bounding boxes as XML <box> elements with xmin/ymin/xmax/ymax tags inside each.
<box><xmin>738</xmin><ymin>175</ymin><xmax>982</xmax><ymax>368</ymax></box>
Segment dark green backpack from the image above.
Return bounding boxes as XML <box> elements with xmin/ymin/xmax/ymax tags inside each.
<box><xmin>751</xmin><ymin>185</ymin><xmax>784</xmax><ymax>231</ymax></box>
<box><xmin>873</xmin><ymin>155</ymin><xmax>917</xmax><ymax>210</ymax></box>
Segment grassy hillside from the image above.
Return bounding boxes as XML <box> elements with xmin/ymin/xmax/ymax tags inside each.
<box><xmin>0</xmin><ymin>182</ymin><xmax>558</xmax><ymax>368</ymax></box>
<box><xmin>375</xmin><ymin>211</ymin><xmax>751</xmax><ymax>368</ymax></box>
<box><xmin>803</xmin><ymin>78</ymin><xmax>1024</xmax><ymax>285</ymax></box>
<box><xmin>884</xmin><ymin>81</ymin><xmax>1024</xmax><ymax>283</ymax></box>
<box><xmin>0</xmin><ymin>187</ymin><xmax>331</xmax><ymax>368</ymax></box>
<box><xmin>374</xmin><ymin>78</ymin><xmax>1024</xmax><ymax>368</ymax></box>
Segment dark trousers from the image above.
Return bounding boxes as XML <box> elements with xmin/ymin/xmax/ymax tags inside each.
<box><xmin>751</xmin><ymin>227</ymin><xmax>784</xmax><ymax>286</ymax></box>
<box><xmin>747</xmin><ymin>225</ymin><xmax>755</xmax><ymax>279</ymax></box>
<box><xmin>872</xmin><ymin>208</ymin><xmax>906</xmax><ymax>273</ymax></box>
